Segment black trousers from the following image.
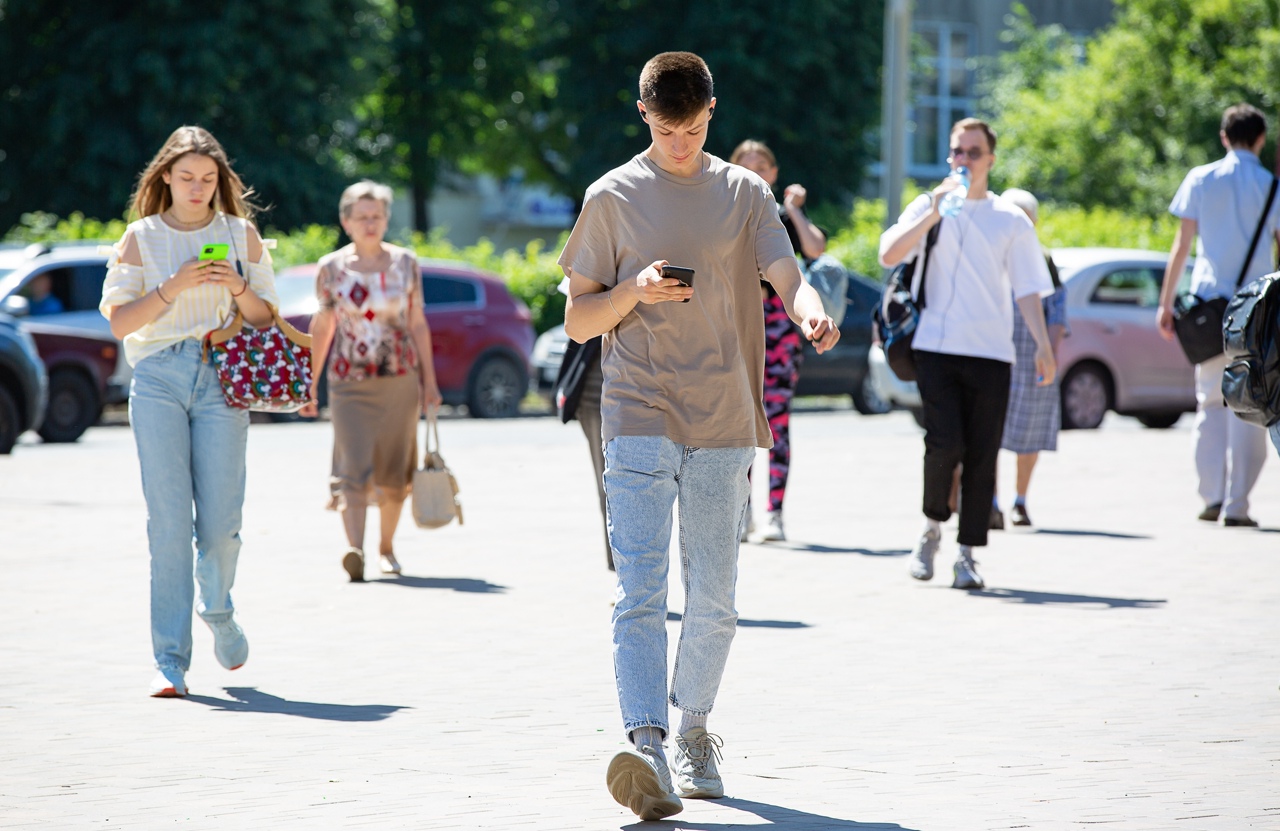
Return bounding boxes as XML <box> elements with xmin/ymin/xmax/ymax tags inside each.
<box><xmin>915</xmin><ymin>350</ymin><xmax>1012</xmax><ymax>547</ymax></box>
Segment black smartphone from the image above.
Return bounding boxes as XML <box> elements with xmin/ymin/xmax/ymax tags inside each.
<box><xmin>661</xmin><ymin>265</ymin><xmax>695</xmax><ymax>303</ymax></box>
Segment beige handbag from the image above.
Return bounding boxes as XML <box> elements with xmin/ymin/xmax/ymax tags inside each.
<box><xmin>412</xmin><ymin>412</ymin><xmax>463</xmax><ymax>529</ymax></box>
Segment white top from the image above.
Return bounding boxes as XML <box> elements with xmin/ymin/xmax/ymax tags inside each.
<box><xmin>99</xmin><ymin>212</ymin><xmax>279</xmax><ymax>366</ymax></box>
<box><xmin>880</xmin><ymin>193</ymin><xmax>1053</xmax><ymax>364</ymax></box>
<box><xmin>1169</xmin><ymin>150</ymin><xmax>1280</xmax><ymax>300</ymax></box>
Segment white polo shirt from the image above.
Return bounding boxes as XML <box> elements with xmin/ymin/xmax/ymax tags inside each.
<box><xmin>880</xmin><ymin>193</ymin><xmax>1052</xmax><ymax>364</ymax></box>
<box><xmin>1169</xmin><ymin>150</ymin><xmax>1279</xmax><ymax>300</ymax></box>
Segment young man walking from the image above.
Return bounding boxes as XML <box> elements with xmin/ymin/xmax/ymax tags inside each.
<box><xmin>1156</xmin><ymin>103</ymin><xmax>1278</xmax><ymax>527</ymax></box>
<box><xmin>879</xmin><ymin>118</ymin><xmax>1057</xmax><ymax>590</ymax></box>
<box><xmin>559</xmin><ymin>51</ymin><xmax>838</xmax><ymax>820</ymax></box>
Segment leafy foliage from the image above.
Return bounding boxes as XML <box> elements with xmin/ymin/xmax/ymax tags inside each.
<box><xmin>543</xmin><ymin>0</ymin><xmax>884</xmax><ymax>204</ymax></box>
<box><xmin>0</xmin><ymin>0</ymin><xmax>376</xmax><ymax>233</ymax></box>
<box><xmin>983</xmin><ymin>1</ymin><xmax>1280</xmax><ymax>215</ymax></box>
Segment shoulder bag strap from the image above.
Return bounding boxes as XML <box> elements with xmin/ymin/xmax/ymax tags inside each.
<box><xmin>1236</xmin><ymin>176</ymin><xmax>1279</xmax><ymax>290</ymax></box>
<box><xmin>422</xmin><ymin>410</ymin><xmax>442</xmax><ymax>468</ymax></box>
<box><xmin>918</xmin><ymin>219</ymin><xmax>942</xmax><ymax>310</ymax></box>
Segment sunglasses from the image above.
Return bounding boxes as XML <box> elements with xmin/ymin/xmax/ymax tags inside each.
<box><xmin>949</xmin><ymin>147</ymin><xmax>987</xmax><ymax>160</ymax></box>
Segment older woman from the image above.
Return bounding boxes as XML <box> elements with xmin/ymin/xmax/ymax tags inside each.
<box><xmin>100</xmin><ymin>125</ymin><xmax>279</xmax><ymax>698</ymax></box>
<box><xmin>299</xmin><ymin>182</ymin><xmax>442</xmax><ymax>580</ymax></box>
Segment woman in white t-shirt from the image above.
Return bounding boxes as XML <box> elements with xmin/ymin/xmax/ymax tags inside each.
<box><xmin>99</xmin><ymin>126</ymin><xmax>280</xmax><ymax>699</ymax></box>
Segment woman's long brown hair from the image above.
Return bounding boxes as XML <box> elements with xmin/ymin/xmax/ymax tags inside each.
<box><xmin>129</xmin><ymin>126</ymin><xmax>257</xmax><ymax>221</ymax></box>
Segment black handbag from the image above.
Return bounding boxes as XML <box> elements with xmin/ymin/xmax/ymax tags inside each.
<box><xmin>553</xmin><ymin>335</ymin><xmax>600</xmax><ymax>423</ymax></box>
<box><xmin>1173</xmin><ymin>176</ymin><xmax>1277</xmax><ymax>365</ymax></box>
<box><xmin>872</xmin><ymin>220</ymin><xmax>941</xmax><ymax>382</ymax></box>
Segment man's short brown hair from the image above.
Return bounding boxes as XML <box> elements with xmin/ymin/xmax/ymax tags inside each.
<box><xmin>1222</xmin><ymin>104</ymin><xmax>1267</xmax><ymax>148</ymax></box>
<box><xmin>639</xmin><ymin>52</ymin><xmax>713</xmax><ymax>125</ymax></box>
<box><xmin>951</xmin><ymin>117</ymin><xmax>998</xmax><ymax>153</ymax></box>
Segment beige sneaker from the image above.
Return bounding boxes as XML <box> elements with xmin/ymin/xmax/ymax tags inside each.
<box><xmin>342</xmin><ymin>548</ymin><xmax>365</xmax><ymax>582</ymax></box>
<box><xmin>606</xmin><ymin>745</ymin><xmax>683</xmax><ymax>820</ymax></box>
<box><xmin>672</xmin><ymin>728</ymin><xmax>724</xmax><ymax>798</ymax></box>
<box><xmin>379</xmin><ymin>552</ymin><xmax>402</xmax><ymax>575</ymax></box>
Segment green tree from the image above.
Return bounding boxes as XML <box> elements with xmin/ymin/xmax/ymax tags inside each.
<box><xmin>350</xmin><ymin>0</ymin><xmax>561</xmax><ymax>231</ymax></box>
<box><xmin>984</xmin><ymin>0</ymin><xmax>1280</xmax><ymax>215</ymax></box>
<box><xmin>541</xmin><ymin>0</ymin><xmax>883</xmax><ymax>205</ymax></box>
<box><xmin>0</xmin><ymin>1</ymin><xmax>376</xmax><ymax>232</ymax></box>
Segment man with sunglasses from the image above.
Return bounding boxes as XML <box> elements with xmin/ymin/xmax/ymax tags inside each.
<box><xmin>559</xmin><ymin>51</ymin><xmax>839</xmax><ymax>820</ymax></box>
<box><xmin>879</xmin><ymin>118</ymin><xmax>1057</xmax><ymax>590</ymax></box>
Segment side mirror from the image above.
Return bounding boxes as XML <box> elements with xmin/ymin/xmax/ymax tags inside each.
<box><xmin>0</xmin><ymin>295</ymin><xmax>30</xmax><ymax>317</ymax></box>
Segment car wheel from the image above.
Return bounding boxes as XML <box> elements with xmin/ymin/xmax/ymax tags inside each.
<box><xmin>467</xmin><ymin>355</ymin><xmax>525</xmax><ymax>419</ymax></box>
<box><xmin>851</xmin><ymin>374</ymin><xmax>891</xmax><ymax>415</ymax></box>
<box><xmin>908</xmin><ymin>406</ymin><xmax>926</xmax><ymax>428</ymax></box>
<box><xmin>1136</xmin><ymin>411</ymin><xmax>1182</xmax><ymax>429</ymax></box>
<box><xmin>1060</xmin><ymin>363</ymin><xmax>1112</xmax><ymax>430</ymax></box>
<box><xmin>0</xmin><ymin>385</ymin><xmax>19</xmax><ymax>454</ymax></box>
<box><xmin>37</xmin><ymin>370</ymin><xmax>99</xmax><ymax>443</ymax></box>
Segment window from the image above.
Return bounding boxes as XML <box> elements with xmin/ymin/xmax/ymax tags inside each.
<box><xmin>1091</xmin><ymin>269</ymin><xmax>1162</xmax><ymax>307</ymax></box>
<box><xmin>908</xmin><ymin>22</ymin><xmax>977</xmax><ymax>178</ymax></box>
<box><xmin>20</xmin><ymin>263</ymin><xmax>108</xmax><ymax>314</ymax></box>
<box><xmin>422</xmin><ymin>274</ymin><xmax>481</xmax><ymax>308</ymax></box>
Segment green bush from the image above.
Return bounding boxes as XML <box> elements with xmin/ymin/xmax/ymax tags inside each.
<box><xmin>3</xmin><ymin>211</ymin><xmax>127</xmax><ymax>245</ymax></box>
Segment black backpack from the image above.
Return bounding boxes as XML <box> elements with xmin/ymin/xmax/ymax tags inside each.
<box><xmin>1222</xmin><ymin>271</ymin><xmax>1280</xmax><ymax>427</ymax></box>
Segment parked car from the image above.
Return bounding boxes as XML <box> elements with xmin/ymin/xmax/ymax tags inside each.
<box><xmin>0</xmin><ymin>312</ymin><xmax>47</xmax><ymax>453</ymax></box>
<box><xmin>276</xmin><ymin>258</ymin><xmax>536</xmax><ymax>418</ymax></box>
<box><xmin>531</xmin><ymin>271</ymin><xmax>890</xmax><ymax>414</ymax></box>
<box><xmin>23</xmin><ymin>321</ymin><xmax>119</xmax><ymax>442</ymax></box>
<box><xmin>866</xmin><ymin>247</ymin><xmax>1197</xmax><ymax>430</ymax></box>
<box><xmin>0</xmin><ymin>243</ymin><xmax>127</xmax><ymax>403</ymax></box>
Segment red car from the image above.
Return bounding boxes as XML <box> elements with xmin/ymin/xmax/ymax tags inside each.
<box><xmin>275</xmin><ymin>258</ymin><xmax>535</xmax><ymax>418</ymax></box>
<box><xmin>23</xmin><ymin>320</ymin><xmax>119</xmax><ymax>443</ymax></box>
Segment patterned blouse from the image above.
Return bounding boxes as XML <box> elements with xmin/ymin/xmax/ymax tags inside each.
<box><xmin>316</xmin><ymin>244</ymin><xmax>420</xmax><ymax>384</ymax></box>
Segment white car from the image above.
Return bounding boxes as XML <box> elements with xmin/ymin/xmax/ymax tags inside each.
<box><xmin>866</xmin><ymin>247</ymin><xmax>1197</xmax><ymax>430</ymax></box>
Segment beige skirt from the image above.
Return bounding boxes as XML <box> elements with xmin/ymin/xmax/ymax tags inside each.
<box><xmin>327</xmin><ymin>373</ymin><xmax>419</xmax><ymax>510</ymax></box>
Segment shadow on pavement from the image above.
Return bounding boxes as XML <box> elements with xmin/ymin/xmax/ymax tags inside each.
<box><xmin>771</xmin><ymin>543</ymin><xmax>910</xmax><ymax>557</ymax></box>
<box><xmin>968</xmin><ymin>588</ymin><xmax>1167</xmax><ymax>609</ymax></box>
<box><xmin>1032</xmin><ymin>528</ymin><xmax>1151</xmax><ymax>540</ymax></box>
<box><xmin>185</xmin><ymin>687</ymin><xmax>407</xmax><ymax>722</ymax></box>
<box><xmin>621</xmin><ymin>795</ymin><xmax>918</xmax><ymax>830</ymax></box>
<box><xmin>666</xmin><ymin>612</ymin><xmax>810</xmax><ymax>629</ymax></box>
<box><xmin>371</xmin><ymin>575</ymin><xmax>507</xmax><ymax>593</ymax></box>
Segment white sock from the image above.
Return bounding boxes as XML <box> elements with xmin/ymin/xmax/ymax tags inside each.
<box><xmin>958</xmin><ymin>544</ymin><xmax>974</xmax><ymax>560</ymax></box>
<box><xmin>677</xmin><ymin>711</ymin><xmax>708</xmax><ymax>735</ymax></box>
<box><xmin>925</xmin><ymin>518</ymin><xmax>941</xmax><ymax>535</ymax></box>
<box><xmin>631</xmin><ymin>726</ymin><xmax>666</xmax><ymax>758</ymax></box>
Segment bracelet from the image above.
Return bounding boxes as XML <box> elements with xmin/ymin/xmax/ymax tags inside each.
<box><xmin>230</xmin><ymin>280</ymin><xmax>248</xmax><ymax>298</ymax></box>
<box><xmin>155</xmin><ymin>282</ymin><xmax>173</xmax><ymax>304</ymax></box>
<box><xmin>607</xmin><ymin>292</ymin><xmax>625</xmax><ymax>319</ymax></box>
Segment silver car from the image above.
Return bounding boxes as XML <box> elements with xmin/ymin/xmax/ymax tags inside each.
<box><xmin>867</xmin><ymin>247</ymin><xmax>1196</xmax><ymax>430</ymax></box>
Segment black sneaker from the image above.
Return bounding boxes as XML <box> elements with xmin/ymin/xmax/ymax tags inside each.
<box><xmin>989</xmin><ymin>506</ymin><xmax>1005</xmax><ymax>530</ymax></box>
<box><xmin>1010</xmin><ymin>503</ymin><xmax>1032</xmax><ymax>526</ymax></box>
<box><xmin>1198</xmin><ymin>503</ymin><xmax>1222</xmax><ymax>522</ymax></box>
<box><xmin>1223</xmin><ymin>516</ymin><xmax>1259</xmax><ymax>528</ymax></box>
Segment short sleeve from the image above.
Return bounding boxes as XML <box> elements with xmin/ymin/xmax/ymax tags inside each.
<box><xmin>1007</xmin><ymin>216</ymin><xmax>1054</xmax><ymax>299</ymax></box>
<box><xmin>557</xmin><ymin>190</ymin><xmax>619</xmax><ymax>288</ymax></box>
<box><xmin>755</xmin><ymin>190</ymin><xmax>796</xmax><ymax>275</ymax></box>
<box><xmin>315</xmin><ymin>260</ymin><xmax>337</xmax><ymax>311</ymax></box>
<box><xmin>245</xmin><ymin>248</ymin><xmax>279</xmax><ymax>309</ymax></box>
<box><xmin>1169</xmin><ymin>170</ymin><xmax>1199</xmax><ymax>220</ymax></box>
<box><xmin>98</xmin><ymin>238</ymin><xmax>144</xmax><ymax>316</ymax></box>
<box><xmin>399</xmin><ymin>249</ymin><xmax>420</xmax><ymax>301</ymax></box>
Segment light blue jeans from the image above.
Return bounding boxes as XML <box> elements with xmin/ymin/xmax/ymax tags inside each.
<box><xmin>1271</xmin><ymin>422</ymin><xmax>1280</xmax><ymax>458</ymax></box>
<box><xmin>129</xmin><ymin>340</ymin><xmax>249</xmax><ymax>675</ymax></box>
<box><xmin>603</xmin><ymin>435</ymin><xmax>754</xmax><ymax>740</ymax></box>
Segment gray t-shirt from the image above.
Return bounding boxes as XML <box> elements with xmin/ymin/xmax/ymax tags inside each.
<box><xmin>558</xmin><ymin>153</ymin><xmax>795</xmax><ymax>448</ymax></box>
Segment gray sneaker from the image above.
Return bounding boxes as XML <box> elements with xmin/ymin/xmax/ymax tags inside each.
<box><xmin>909</xmin><ymin>527</ymin><xmax>941</xmax><ymax>581</ymax></box>
<box><xmin>204</xmin><ymin>616</ymin><xmax>248</xmax><ymax>670</ymax></box>
<box><xmin>952</xmin><ymin>549</ymin><xmax>985</xmax><ymax>589</ymax></box>
<box><xmin>672</xmin><ymin>728</ymin><xmax>725</xmax><ymax>798</ymax></box>
<box><xmin>606</xmin><ymin>745</ymin><xmax>683</xmax><ymax>820</ymax></box>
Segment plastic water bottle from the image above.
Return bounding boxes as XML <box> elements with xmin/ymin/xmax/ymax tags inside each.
<box><xmin>938</xmin><ymin>166</ymin><xmax>970</xmax><ymax>218</ymax></box>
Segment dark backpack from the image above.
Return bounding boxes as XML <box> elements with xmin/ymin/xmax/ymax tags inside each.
<box><xmin>1222</xmin><ymin>271</ymin><xmax>1280</xmax><ymax>427</ymax></box>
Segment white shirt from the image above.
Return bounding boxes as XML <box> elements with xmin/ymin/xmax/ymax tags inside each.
<box><xmin>1169</xmin><ymin>149</ymin><xmax>1280</xmax><ymax>300</ymax></box>
<box><xmin>880</xmin><ymin>193</ymin><xmax>1052</xmax><ymax>364</ymax></box>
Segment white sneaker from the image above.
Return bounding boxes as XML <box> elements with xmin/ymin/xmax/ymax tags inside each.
<box><xmin>952</xmin><ymin>548</ymin><xmax>985</xmax><ymax>589</ymax></box>
<box><xmin>379</xmin><ymin>552</ymin><xmax>402</xmax><ymax>575</ymax></box>
<box><xmin>149</xmin><ymin>668</ymin><xmax>187</xmax><ymax>698</ymax></box>
<box><xmin>909</xmin><ymin>526</ymin><xmax>941</xmax><ymax>581</ymax></box>
<box><xmin>606</xmin><ymin>745</ymin><xmax>683</xmax><ymax>820</ymax></box>
<box><xmin>760</xmin><ymin>511</ymin><xmax>785</xmax><ymax>542</ymax></box>
<box><xmin>672</xmin><ymin>728</ymin><xmax>725</xmax><ymax>798</ymax></box>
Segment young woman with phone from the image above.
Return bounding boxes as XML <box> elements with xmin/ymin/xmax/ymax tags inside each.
<box><xmin>730</xmin><ymin>140</ymin><xmax>827</xmax><ymax>543</ymax></box>
<box><xmin>298</xmin><ymin>181</ymin><xmax>442</xmax><ymax>582</ymax></box>
<box><xmin>99</xmin><ymin>125</ymin><xmax>279</xmax><ymax>698</ymax></box>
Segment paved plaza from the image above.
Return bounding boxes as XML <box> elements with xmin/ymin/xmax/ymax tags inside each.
<box><xmin>1</xmin><ymin>406</ymin><xmax>1278</xmax><ymax>830</ymax></box>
